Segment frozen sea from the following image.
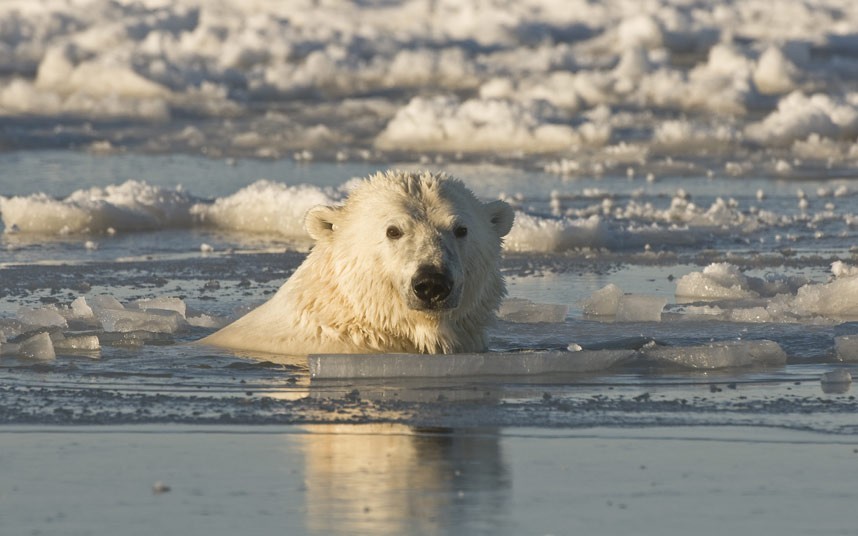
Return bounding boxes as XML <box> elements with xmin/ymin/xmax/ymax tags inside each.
<box><xmin>2</xmin><ymin>1</ymin><xmax>858</xmax><ymax>534</ymax></box>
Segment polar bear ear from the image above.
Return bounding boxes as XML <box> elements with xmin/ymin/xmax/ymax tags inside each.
<box><xmin>305</xmin><ymin>205</ymin><xmax>343</xmax><ymax>241</ymax></box>
<box><xmin>484</xmin><ymin>200</ymin><xmax>515</xmax><ymax>237</ymax></box>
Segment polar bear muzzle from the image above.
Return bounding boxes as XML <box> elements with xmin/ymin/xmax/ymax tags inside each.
<box><xmin>410</xmin><ymin>264</ymin><xmax>456</xmax><ymax>310</ymax></box>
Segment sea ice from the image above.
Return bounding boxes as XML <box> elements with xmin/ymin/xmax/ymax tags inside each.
<box><xmin>52</xmin><ymin>333</ymin><xmax>101</xmax><ymax>354</ymax></box>
<box><xmin>641</xmin><ymin>340</ymin><xmax>787</xmax><ymax>369</ymax></box>
<box><xmin>190</xmin><ymin>180</ymin><xmax>337</xmax><ymax>238</ymax></box>
<box><xmin>17</xmin><ymin>306</ymin><xmax>68</xmax><ymax>329</ymax></box>
<box><xmin>133</xmin><ymin>297</ymin><xmax>187</xmax><ymax>318</ymax></box>
<box><xmin>498</xmin><ymin>298</ymin><xmax>568</xmax><ymax>323</ymax></box>
<box><xmin>581</xmin><ymin>284</ymin><xmax>665</xmax><ymax>321</ymax></box>
<box><xmin>820</xmin><ymin>369</ymin><xmax>853</xmax><ymax>394</ymax></box>
<box><xmin>581</xmin><ymin>284</ymin><xmax>623</xmax><ymax>316</ymax></box>
<box><xmin>820</xmin><ymin>369</ymin><xmax>853</xmax><ymax>385</ymax></box>
<box><xmin>834</xmin><ymin>336</ymin><xmax>858</xmax><ymax>362</ymax></box>
<box><xmin>309</xmin><ymin>350</ymin><xmax>635</xmax><ymax>379</ymax></box>
<box><xmin>95</xmin><ymin>307</ymin><xmax>186</xmax><ymax>334</ymax></box>
<box><xmin>0</xmin><ymin>181</ymin><xmax>196</xmax><ymax>234</ymax></box>
<box><xmin>17</xmin><ymin>332</ymin><xmax>56</xmax><ymax>361</ymax></box>
<box><xmin>615</xmin><ymin>295</ymin><xmax>667</xmax><ymax>322</ymax></box>
<box><xmin>675</xmin><ymin>263</ymin><xmax>758</xmax><ymax>300</ymax></box>
<box><xmin>70</xmin><ymin>297</ymin><xmax>94</xmax><ymax>319</ymax></box>
<box><xmin>186</xmin><ymin>314</ymin><xmax>229</xmax><ymax>329</ymax></box>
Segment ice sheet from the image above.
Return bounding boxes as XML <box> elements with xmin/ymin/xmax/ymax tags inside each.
<box><xmin>309</xmin><ymin>350</ymin><xmax>634</xmax><ymax>379</ymax></box>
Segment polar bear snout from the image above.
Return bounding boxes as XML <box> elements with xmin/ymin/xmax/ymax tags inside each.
<box><xmin>410</xmin><ymin>265</ymin><xmax>456</xmax><ymax>310</ymax></box>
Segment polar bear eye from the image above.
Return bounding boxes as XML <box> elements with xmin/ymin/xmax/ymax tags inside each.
<box><xmin>386</xmin><ymin>225</ymin><xmax>403</xmax><ymax>240</ymax></box>
<box><xmin>454</xmin><ymin>225</ymin><xmax>468</xmax><ymax>238</ymax></box>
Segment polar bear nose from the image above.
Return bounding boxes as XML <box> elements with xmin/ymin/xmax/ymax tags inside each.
<box><xmin>411</xmin><ymin>265</ymin><xmax>453</xmax><ymax>305</ymax></box>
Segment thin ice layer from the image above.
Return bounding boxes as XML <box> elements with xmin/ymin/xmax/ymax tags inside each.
<box><xmin>309</xmin><ymin>350</ymin><xmax>634</xmax><ymax>379</ymax></box>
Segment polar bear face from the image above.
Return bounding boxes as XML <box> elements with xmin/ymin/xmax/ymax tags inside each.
<box><xmin>305</xmin><ymin>171</ymin><xmax>514</xmax><ymax>326</ymax></box>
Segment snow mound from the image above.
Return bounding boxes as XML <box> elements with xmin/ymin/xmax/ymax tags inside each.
<box><xmin>191</xmin><ymin>180</ymin><xmax>337</xmax><ymax>238</ymax></box>
<box><xmin>0</xmin><ymin>181</ymin><xmax>195</xmax><ymax>234</ymax></box>
<box><xmin>375</xmin><ymin>96</ymin><xmax>609</xmax><ymax>154</ymax></box>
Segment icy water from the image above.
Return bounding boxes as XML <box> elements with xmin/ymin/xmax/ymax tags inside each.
<box><xmin>1</xmin><ymin>151</ymin><xmax>857</xmax><ymax>433</ymax></box>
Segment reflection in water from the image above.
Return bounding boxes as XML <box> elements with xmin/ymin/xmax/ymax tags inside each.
<box><xmin>297</xmin><ymin>424</ymin><xmax>509</xmax><ymax>535</ymax></box>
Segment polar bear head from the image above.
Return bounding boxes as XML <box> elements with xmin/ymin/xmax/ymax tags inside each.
<box><xmin>303</xmin><ymin>170</ymin><xmax>514</xmax><ymax>353</ymax></box>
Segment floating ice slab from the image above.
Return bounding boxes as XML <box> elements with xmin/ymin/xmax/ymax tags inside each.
<box><xmin>18</xmin><ymin>307</ymin><xmax>68</xmax><ymax>329</ymax></box>
<box><xmin>834</xmin><ymin>335</ymin><xmax>858</xmax><ymax>362</ymax></box>
<box><xmin>52</xmin><ymin>334</ymin><xmax>101</xmax><ymax>354</ymax></box>
<box><xmin>581</xmin><ymin>285</ymin><xmax>665</xmax><ymax>321</ymax></box>
<box><xmin>133</xmin><ymin>297</ymin><xmax>187</xmax><ymax>318</ymax></box>
<box><xmin>70</xmin><ymin>297</ymin><xmax>94</xmax><ymax>319</ymax></box>
<box><xmin>498</xmin><ymin>298</ymin><xmax>568</xmax><ymax>323</ymax></box>
<box><xmin>309</xmin><ymin>350</ymin><xmax>634</xmax><ymax>379</ymax></box>
<box><xmin>17</xmin><ymin>332</ymin><xmax>56</xmax><ymax>361</ymax></box>
<box><xmin>641</xmin><ymin>340</ymin><xmax>786</xmax><ymax>369</ymax></box>
<box><xmin>581</xmin><ymin>284</ymin><xmax>623</xmax><ymax>316</ymax></box>
<box><xmin>94</xmin><ymin>307</ymin><xmax>186</xmax><ymax>334</ymax></box>
<box><xmin>820</xmin><ymin>369</ymin><xmax>853</xmax><ymax>394</ymax></box>
<box><xmin>820</xmin><ymin>369</ymin><xmax>852</xmax><ymax>385</ymax></box>
<box><xmin>615</xmin><ymin>295</ymin><xmax>667</xmax><ymax>322</ymax></box>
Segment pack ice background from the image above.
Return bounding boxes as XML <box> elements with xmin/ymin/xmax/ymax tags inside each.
<box><xmin>0</xmin><ymin>0</ymin><xmax>858</xmax><ymax>425</ymax></box>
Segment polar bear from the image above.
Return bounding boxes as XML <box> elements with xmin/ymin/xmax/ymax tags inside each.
<box><xmin>199</xmin><ymin>170</ymin><xmax>515</xmax><ymax>355</ymax></box>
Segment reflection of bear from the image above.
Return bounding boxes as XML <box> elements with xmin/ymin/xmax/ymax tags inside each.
<box><xmin>200</xmin><ymin>170</ymin><xmax>514</xmax><ymax>355</ymax></box>
<box><xmin>297</xmin><ymin>424</ymin><xmax>509</xmax><ymax>535</ymax></box>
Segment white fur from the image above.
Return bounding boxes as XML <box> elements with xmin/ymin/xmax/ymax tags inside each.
<box><xmin>199</xmin><ymin>170</ymin><xmax>514</xmax><ymax>356</ymax></box>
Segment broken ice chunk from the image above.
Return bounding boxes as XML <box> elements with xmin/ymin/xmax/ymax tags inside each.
<box><xmin>498</xmin><ymin>298</ymin><xmax>568</xmax><ymax>323</ymax></box>
<box><xmin>581</xmin><ymin>285</ymin><xmax>665</xmax><ymax>321</ymax></box>
<box><xmin>675</xmin><ymin>263</ymin><xmax>758</xmax><ymax>301</ymax></box>
<box><xmin>89</xmin><ymin>295</ymin><xmax>125</xmax><ymax>310</ymax></box>
<box><xmin>52</xmin><ymin>333</ymin><xmax>101</xmax><ymax>354</ymax></box>
<box><xmin>70</xmin><ymin>297</ymin><xmax>94</xmax><ymax>318</ymax></box>
<box><xmin>641</xmin><ymin>340</ymin><xmax>787</xmax><ymax>369</ymax></box>
<box><xmin>615</xmin><ymin>295</ymin><xmax>667</xmax><ymax>322</ymax></box>
<box><xmin>835</xmin><ymin>335</ymin><xmax>858</xmax><ymax>362</ymax></box>
<box><xmin>133</xmin><ymin>297</ymin><xmax>187</xmax><ymax>318</ymax></box>
<box><xmin>820</xmin><ymin>369</ymin><xmax>852</xmax><ymax>394</ymax></box>
<box><xmin>95</xmin><ymin>307</ymin><xmax>186</xmax><ymax>334</ymax></box>
<box><xmin>581</xmin><ymin>284</ymin><xmax>623</xmax><ymax>316</ymax></box>
<box><xmin>309</xmin><ymin>349</ymin><xmax>634</xmax><ymax>379</ymax></box>
<box><xmin>0</xmin><ymin>318</ymin><xmax>25</xmax><ymax>342</ymax></box>
<box><xmin>186</xmin><ymin>313</ymin><xmax>229</xmax><ymax>329</ymax></box>
<box><xmin>18</xmin><ymin>307</ymin><xmax>68</xmax><ymax>329</ymax></box>
<box><xmin>17</xmin><ymin>332</ymin><xmax>56</xmax><ymax>360</ymax></box>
